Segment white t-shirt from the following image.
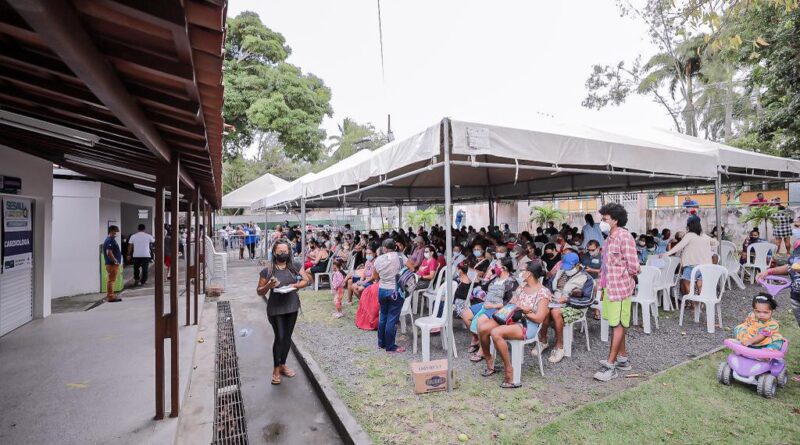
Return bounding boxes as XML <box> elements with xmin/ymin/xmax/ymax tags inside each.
<box><xmin>129</xmin><ymin>231</ymin><xmax>155</xmax><ymax>258</ymax></box>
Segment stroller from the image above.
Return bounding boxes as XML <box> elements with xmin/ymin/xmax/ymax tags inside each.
<box><xmin>717</xmin><ymin>276</ymin><xmax>790</xmax><ymax>398</ymax></box>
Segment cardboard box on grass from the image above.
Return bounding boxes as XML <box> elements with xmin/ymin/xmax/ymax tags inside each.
<box><xmin>410</xmin><ymin>359</ymin><xmax>449</xmax><ymax>394</ymax></box>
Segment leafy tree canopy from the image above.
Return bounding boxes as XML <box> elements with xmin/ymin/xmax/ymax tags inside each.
<box><xmin>223</xmin><ymin>12</ymin><xmax>333</xmax><ymax>162</ymax></box>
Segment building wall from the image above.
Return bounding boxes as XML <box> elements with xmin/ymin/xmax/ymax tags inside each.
<box><xmin>655</xmin><ymin>190</ymin><xmax>790</xmax><ymax>208</ymax></box>
<box><xmin>0</xmin><ymin>145</ymin><xmax>53</xmax><ymax>319</ymax></box>
<box><xmin>52</xmin><ymin>178</ymin><xmax>154</xmax><ymax>298</ymax></box>
<box><xmin>52</xmin><ymin>180</ymin><xmax>100</xmax><ymax>298</ymax></box>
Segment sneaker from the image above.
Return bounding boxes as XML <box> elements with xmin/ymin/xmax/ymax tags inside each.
<box><xmin>593</xmin><ymin>363</ymin><xmax>618</xmax><ymax>382</ymax></box>
<box><xmin>333</xmin><ymin>312</ymin><xmax>344</xmax><ymax>319</ymax></box>
<box><xmin>615</xmin><ymin>357</ymin><xmax>633</xmax><ymax>371</ymax></box>
<box><xmin>530</xmin><ymin>343</ymin><xmax>549</xmax><ymax>357</ymax></box>
<box><xmin>548</xmin><ymin>348</ymin><xmax>565</xmax><ymax>363</ymax></box>
<box><xmin>597</xmin><ymin>358</ymin><xmax>632</xmax><ymax>371</ymax></box>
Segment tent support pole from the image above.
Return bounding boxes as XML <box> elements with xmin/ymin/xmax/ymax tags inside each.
<box><xmin>715</xmin><ymin>170</ymin><xmax>723</xmax><ymax>257</ymax></box>
<box><xmin>488</xmin><ymin>197</ymin><xmax>495</xmax><ymax>227</ymax></box>
<box><xmin>442</xmin><ymin>118</ymin><xmax>454</xmax><ymax>393</ymax></box>
<box><xmin>397</xmin><ymin>202</ymin><xmax>402</xmax><ymax>231</ymax></box>
<box><xmin>301</xmin><ymin>194</ymin><xmax>307</xmax><ymax>257</ymax></box>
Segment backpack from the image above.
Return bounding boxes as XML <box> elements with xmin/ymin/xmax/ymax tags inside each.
<box><xmin>567</xmin><ymin>272</ymin><xmax>596</xmax><ymax>309</ymax></box>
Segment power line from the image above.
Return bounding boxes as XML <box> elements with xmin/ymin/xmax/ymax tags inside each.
<box><xmin>377</xmin><ymin>0</ymin><xmax>386</xmax><ymax>82</ymax></box>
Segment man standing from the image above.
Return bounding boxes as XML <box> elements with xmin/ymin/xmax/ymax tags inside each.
<box><xmin>749</xmin><ymin>192</ymin><xmax>768</xmax><ymax>207</ymax></box>
<box><xmin>103</xmin><ymin>225</ymin><xmax>123</xmax><ymax>302</ymax></box>
<box><xmin>455</xmin><ymin>209</ymin><xmax>466</xmax><ymax>230</ymax></box>
<box><xmin>682</xmin><ymin>196</ymin><xmax>699</xmax><ymax>208</ymax></box>
<box><xmin>594</xmin><ymin>203</ymin><xmax>639</xmax><ymax>382</ymax></box>
<box><xmin>127</xmin><ymin>224</ymin><xmax>155</xmax><ymax>286</ymax></box>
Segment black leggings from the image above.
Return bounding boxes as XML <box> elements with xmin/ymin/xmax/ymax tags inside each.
<box><xmin>267</xmin><ymin>311</ymin><xmax>298</xmax><ymax>367</ymax></box>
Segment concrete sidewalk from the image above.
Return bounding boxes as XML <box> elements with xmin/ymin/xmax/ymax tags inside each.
<box><xmin>0</xmin><ymin>277</ymin><xmax>204</xmax><ymax>445</ymax></box>
<box><xmin>178</xmin><ymin>261</ymin><xmax>342</xmax><ymax>445</ymax></box>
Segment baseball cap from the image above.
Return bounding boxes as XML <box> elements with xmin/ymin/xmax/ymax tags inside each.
<box><xmin>561</xmin><ymin>252</ymin><xmax>580</xmax><ymax>270</ymax></box>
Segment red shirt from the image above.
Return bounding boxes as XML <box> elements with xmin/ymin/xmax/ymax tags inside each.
<box><xmin>418</xmin><ymin>258</ymin><xmax>439</xmax><ymax>279</ymax></box>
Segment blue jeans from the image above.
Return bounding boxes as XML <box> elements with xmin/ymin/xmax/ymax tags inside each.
<box><xmin>377</xmin><ymin>287</ymin><xmax>404</xmax><ymax>351</ymax></box>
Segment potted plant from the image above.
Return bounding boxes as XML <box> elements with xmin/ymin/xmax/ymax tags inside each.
<box><xmin>530</xmin><ymin>205</ymin><xmax>567</xmax><ymax>227</ymax></box>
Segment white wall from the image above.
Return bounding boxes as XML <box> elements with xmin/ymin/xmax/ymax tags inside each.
<box><xmin>0</xmin><ymin>145</ymin><xmax>53</xmax><ymax>318</ymax></box>
<box><xmin>52</xmin><ymin>179</ymin><xmax>101</xmax><ymax>298</ymax></box>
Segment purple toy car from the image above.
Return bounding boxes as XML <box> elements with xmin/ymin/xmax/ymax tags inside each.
<box><xmin>718</xmin><ymin>339</ymin><xmax>789</xmax><ymax>398</ymax></box>
<box><xmin>717</xmin><ymin>275</ymin><xmax>791</xmax><ymax>398</ymax></box>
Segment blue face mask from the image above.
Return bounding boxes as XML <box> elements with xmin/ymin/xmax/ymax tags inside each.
<box><xmin>473</xmin><ymin>250</ymin><xmax>483</xmax><ymax>258</ymax></box>
<box><xmin>366</xmin><ymin>254</ymin><xmax>374</xmax><ymax>261</ymax></box>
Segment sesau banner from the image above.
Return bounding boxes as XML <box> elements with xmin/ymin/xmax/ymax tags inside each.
<box><xmin>2</xmin><ymin>197</ymin><xmax>33</xmax><ymax>273</ymax></box>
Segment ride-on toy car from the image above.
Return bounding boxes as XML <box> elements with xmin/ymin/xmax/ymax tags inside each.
<box><xmin>717</xmin><ymin>275</ymin><xmax>791</xmax><ymax>398</ymax></box>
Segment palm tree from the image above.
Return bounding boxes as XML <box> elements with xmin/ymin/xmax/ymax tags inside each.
<box><xmin>637</xmin><ymin>36</ymin><xmax>705</xmax><ymax>136</ymax></box>
<box><xmin>530</xmin><ymin>205</ymin><xmax>566</xmax><ymax>227</ymax></box>
<box><xmin>740</xmin><ymin>204</ymin><xmax>778</xmax><ymax>236</ymax></box>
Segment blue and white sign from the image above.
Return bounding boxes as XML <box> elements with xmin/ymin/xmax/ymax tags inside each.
<box><xmin>2</xmin><ymin>197</ymin><xmax>33</xmax><ymax>272</ymax></box>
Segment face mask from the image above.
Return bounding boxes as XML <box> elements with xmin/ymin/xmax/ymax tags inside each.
<box><xmin>473</xmin><ymin>250</ymin><xmax>483</xmax><ymax>258</ymax></box>
<box><xmin>495</xmin><ymin>252</ymin><xmax>506</xmax><ymax>259</ymax></box>
<box><xmin>275</xmin><ymin>252</ymin><xmax>290</xmax><ymax>263</ymax></box>
<box><xmin>564</xmin><ymin>267</ymin><xmax>578</xmax><ymax>276</ymax></box>
<box><xmin>599</xmin><ymin>221</ymin><xmax>611</xmax><ymax>233</ymax></box>
<box><xmin>588</xmin><ymin>249</ymin><xmax>597</xmax><ymax>255</ymax></box>
<box><xmin>366</xmin><ymin>254</ymin><xmax>374</xmax><ymax>261</ymax></box>
<box><xmin>638</xmin><ymin>241</ymin><xmax>646</xmax><ymax>247</ymax></box>
<box><xmin>424</xmin><ymin>252</ymin><xmax>432</xmax><ymax>259</ymax></box>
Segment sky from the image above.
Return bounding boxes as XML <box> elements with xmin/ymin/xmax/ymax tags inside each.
<box><xmin>227</xmin><ymin>0</ymin><xmax>671</xmax><ymax>143</ymax></box>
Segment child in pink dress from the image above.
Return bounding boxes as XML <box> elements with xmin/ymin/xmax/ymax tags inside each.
<box><xmin>331</xmin><ymin>258</ymin><xmax>347</xmax><ymax>318</ymax></box>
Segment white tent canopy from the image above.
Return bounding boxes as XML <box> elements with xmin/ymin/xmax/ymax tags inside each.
<box><xmin>251</xmin><ymin>118</ymin><xmax>800</xmax><ymax>211</ymax></box>
<box><xmin>221</xmin><ymin>172</ymin><xmax>288</xmax><ymax>209</ymax></box>
<box><xmin>250</xmin><ymin>117</ymin><xmax>800</xmax><ymax>393</ymax></box>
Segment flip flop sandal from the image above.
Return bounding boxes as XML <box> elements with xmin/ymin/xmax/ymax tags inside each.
<box><xmin>271</xmin><ymin>375</ymin><xmax>281</xmax><ymax>385</ymax></box>
<box><xmin>481</xmin><ymin>368</ymin><xmax>497</xmax><ymax>377</ymax></box>
<box><xmin>467</xmin><ymin>344</ymin><xmax>480</xmax><ymax>354</ymax></box>
<box><xmin>280</xmin><ymin>368</ymin><xmax>296</xmax><ymax>378</ymax></box>
<box><xmin>470</xmin><ymin>353</ymin><xmax>485</xmax><ymax>362</ymax></box>
<box><xmin>499</xmin><ymin>382</ymin><xmax>522</xmax><ymax>389</ymax></box>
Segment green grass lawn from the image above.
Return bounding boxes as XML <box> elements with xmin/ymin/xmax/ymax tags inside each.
<box><xmin>529</xmin><ymin>310</ymin><xmax>800</xmax><ymax>445</ymax></box>
<box><xmin>296</xmin><ymin>290</ymin><xmax>800</xmax><ymax>444</ymax></box>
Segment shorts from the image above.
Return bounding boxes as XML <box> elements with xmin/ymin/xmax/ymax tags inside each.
<box><xmin>681</xmin><ymin>265</ymin><xmax>701</xmax><ymax>281</ymax></box>
<box><xmin>454</xmin><ymin>299</ymin><xmax>469</xmax><ymax>318</ymax></box>
<box><xmin>602</xmin><ymin>292</ymin><xmax>631</xmax><ymax>328</ymax></box>
<box><xmin>523</xmin><ymin>320</ymin><xmax>540</xmax><ymax>340</ymax></box>
<box><xmin>164</xmin><ymin>255</ymin><xmax>171</xmax><ymax>268</ymax></box>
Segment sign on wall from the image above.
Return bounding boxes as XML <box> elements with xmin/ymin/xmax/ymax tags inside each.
<box><xmin>2</xmin><ymin>197</ymin><xmax>33</xmax><ymax>273</ymax></box>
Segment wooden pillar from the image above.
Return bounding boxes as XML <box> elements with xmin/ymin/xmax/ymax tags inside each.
<box><xmin>193</xmin><ymin>190</ymin><xmax>200</xmax><ymax>325</ymax></box>
<box><xmin>168</xmin><ymin>156</ymin><xmax>180</xmax><ymax>417</ymax></box>
<box><xmin>185</xmin><ymin>187</ymin><xmax>193</xmax><ymax>326</ymax></box>
<box><xmin>153</xmin><ymin>170</ymin><xmax>165</xmax><ymax>420</ymax></box>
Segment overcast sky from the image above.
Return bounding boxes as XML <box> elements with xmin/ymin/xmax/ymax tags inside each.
<box><xmin>227</xmin><ymin>0</ymin><xmax>670</xmax><ymax>143</ymax></box>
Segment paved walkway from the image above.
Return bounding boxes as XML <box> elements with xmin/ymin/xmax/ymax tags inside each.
<box><xmin>0</xmin><ymin>268</ymin><xmax>202</xmax><ymax>445</ymax></box>
<box><xmin>178</xmin><ymin>259</ymin><xmax>342</xmax><ymax>445</ymax></box>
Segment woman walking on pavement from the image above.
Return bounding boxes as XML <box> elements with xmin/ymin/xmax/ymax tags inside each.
<box><xmin>257</xmin><ymin>239</ymin><xmax>311</xmax><ymax>385</ymax></box>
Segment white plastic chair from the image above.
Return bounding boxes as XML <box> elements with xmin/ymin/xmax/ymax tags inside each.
<box><xmin>590</xmin><ymin>287</ymin><xmax>608</xmax><ymax>342</ymax></box>
<box><xmin>551</xmin><ymin>270</ymin><xmax>593</xmax><ymax>357</ymax></box>
<box><xmin>413</xmin><ymin>286</ymin><xmax>458</xmax><ymax>361</ymax></box>
<box><xmin>720</xmin><ymin>240</ymin><xmax>746</xmax><ymax>290</ymax></box>
<box><xmin>399</xmin><ymin>296</ymin><xmax>417</xmax><ymax>350</ymax></box>
<box><xmin>411</xmin><ymin>266</ymin><xmax>441</xmax><ymax>315</ymax></box>
<box><xmin>422</xmin><ymin>267</ymin><xmax>448</xmax><ymax>316</ymax></box>
<box><xmin>630</xmin><ymin>265</ymin><xmax>661</xmax><ymax>334</ymax></box>
<box><xmin>313</xmin><ymin>254</ymin><xmax>335</xmax><ymax>290</ymax></box>
<box><xmin>679</xmin><ymin>264</ymin><xmax>728</xmax><ymax>333</ymax></box>
<box><xmin>489</xmin><ymin>334</ymin><xmax>545</xmax><ymax>385</ymax></box>
<box><xmin>658</xmin><ymin>256</ymin><xmax>682</xmax><ymax>311</ymax></box>
<box><xmin>741</xmin><ymin>242</ymin><xmax>774</xmax><ymax>284</ymax></box>
<box><xmin>204</xmin><ymin>235</ymin><xmax>227</xmax><ymax>289</ymax></box>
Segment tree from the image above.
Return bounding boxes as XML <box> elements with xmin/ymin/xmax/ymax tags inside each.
<box><xmin>406</xmin><ymin>207</ymin><xmax>440</xmax><ymax>228</ymax></box>
<box><xmin>223</xmin><ymin>12</ymin><xmax>333</xmax><ymax>162</ymax></box>
<box><xmin>740</xmin><ymin>204</ymin><xmax>778</xmax><ymax>236</ymax></box>
<box><xmin>530</xmin><ymin>206</ymin><xmax>566</xmax><ymax>227</ymax></box>
<box><xmin>315</xmin><ymin>118</ymin><xmax>387</xmax><ymax>171</ymax></box>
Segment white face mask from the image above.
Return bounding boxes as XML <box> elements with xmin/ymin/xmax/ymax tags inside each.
<box><xmin>495</xmin><ymin>252</ymin><xmax>506</xmax><ymax>259</ymax></box>
<box><xmin>424</xmin><ymin>252</ymin><xmax>433</xmax><ymax>259</ymax></box>
<box><xmin>599</xmin><ymin>221</ymin><xmax>611</xmax><ymax>233</ymax></box>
